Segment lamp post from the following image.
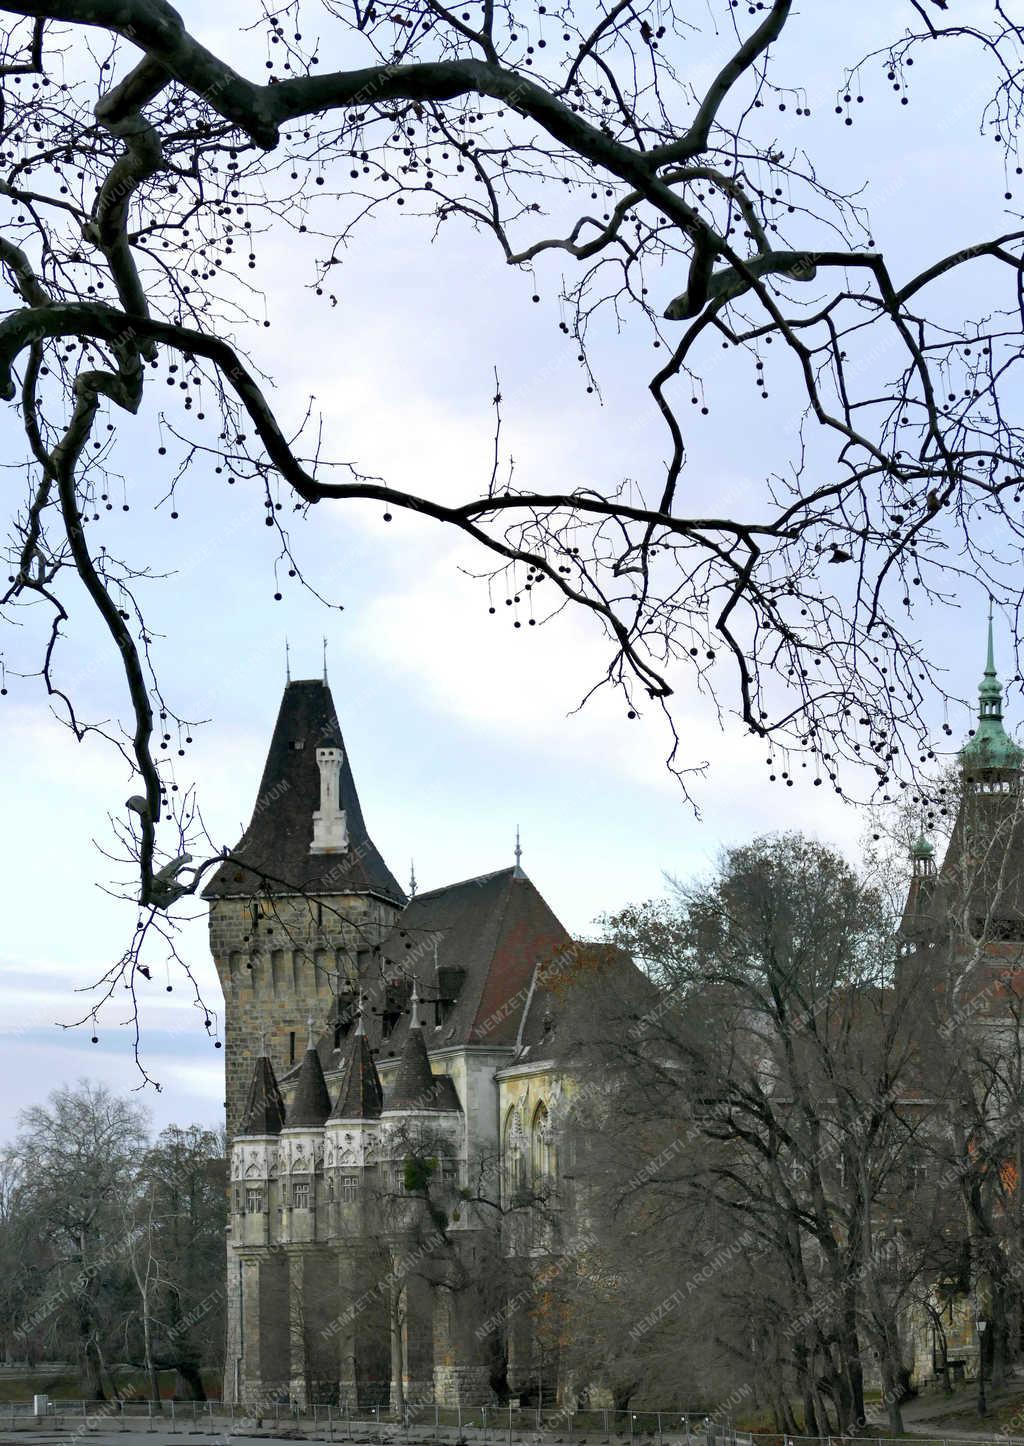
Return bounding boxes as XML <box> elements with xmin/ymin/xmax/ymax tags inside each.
<box><xmin>977</xmin><ymin>1317</ymin><xmax>988</xmax><ymax>1417</ymax></box>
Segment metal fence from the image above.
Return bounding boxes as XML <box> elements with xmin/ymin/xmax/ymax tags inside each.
<box><xmin>0</xmin><ymin>1401</ymin><xmax>751</xmax><ymax>1441</ymax></box>
<box><xmin>3</xmin><ymin>1401</ymin><xmax>1022</xmax><ymax>1446</ymax></box>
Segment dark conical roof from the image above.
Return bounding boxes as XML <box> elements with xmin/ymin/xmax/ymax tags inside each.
<box><xmin>385</xmin><ymin>1002</ymin><xmax>460</xmax><ymax>1113</ymax></box>
<box><xmin>330</xmin><ymin>1025</ymin><xmax>384</xmax><ymax>1122</ymax></box>
<box><xmin>238</xmin><ymin>1053</ymin><xmax>286</xmax><ymax>1137</ymax></box>
<box><xmin>287</xmin><ymin>1043</ymin><xmax>333</xmax><ymax>1128</ymax></box>
<box><xmin>203</xmin><ymin>679</ymin><xmax>406</xmax><ymax>903</ymax></box>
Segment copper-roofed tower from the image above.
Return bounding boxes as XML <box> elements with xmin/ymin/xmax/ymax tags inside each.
<box><xmin>206</xmin><ymin>677</ymin><xmax>406</xmax><ymax>1137</ymax></box>
<box><xmin>960</xmin><ymin>608</ymin><xmax>1024</xmax><ymax>787</ymax></box>
<box><xmin>899</xmin><ymin>616</ymin><xmax>1024</xmax><ymax>976</ymax></box>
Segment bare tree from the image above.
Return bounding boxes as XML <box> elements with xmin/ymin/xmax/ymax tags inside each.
<box><xmin>4</xmin><ymin>1081</ymin><xmax>149</xmax><ymax>1398</ymax></box>
<box><xmin>3</xmin><ymin>1</ymin><xmax>1024</xmax><ymax>962</ymax></box>
<box><xmin>558</xmin><ymin>834</ymin><xmax>930</xmax><ymax>1431</ymax></box>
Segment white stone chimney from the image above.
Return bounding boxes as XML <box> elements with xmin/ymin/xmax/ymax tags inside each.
<box><xmin>311</xmin><ymin>746</ymin><xmax>349</xmax><ymax>853</ymax></box>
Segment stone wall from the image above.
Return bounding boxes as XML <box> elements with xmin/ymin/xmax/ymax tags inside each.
<box><xmin>212</xmin><ymin>893</ymin><xmax>402</xmax><ymax>1135</ymax></box>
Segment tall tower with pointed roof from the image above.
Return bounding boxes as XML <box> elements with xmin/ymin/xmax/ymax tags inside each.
<box><xmin>900</xmin><ymin>616</ymin><xmax>1024</xmax><ymax>965</ymax></box>
<box><xmin>959</xmin><ymin>609</ymin><xmax>1024</xmax><ymax>786</ymax></box>
<box><xmin>205</xmin><ymin>678</ymin><xmax>406</xmax><ymax>1137</ymax></box>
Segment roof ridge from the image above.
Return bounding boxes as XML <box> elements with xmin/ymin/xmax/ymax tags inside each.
<box><xmin>412</xmin><ymin>865</ymin><xmax>517</xmax><ymax>901</ymax></box>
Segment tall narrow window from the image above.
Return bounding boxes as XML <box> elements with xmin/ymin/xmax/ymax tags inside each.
<box><xmin>531</xmin><ymin>1102</ymin><xmax>552</xmax><ymax>1184</ymax></box>
<box><xmin>289</xmin><ymin>1031</ymin><xmax>296</xmax><ymax>1065</ymax></box>
<box><xmin>245</xmin><ymin>1188</ymin><xmax>264</xmax><ymax>1214</ymax></box>
<box><xmin>293</xmin><ymin>1182</ymin><xmax>310</xmax><ymax>1209</ymax></box>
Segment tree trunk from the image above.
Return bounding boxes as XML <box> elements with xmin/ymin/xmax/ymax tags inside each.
<box><xmin>389</xmin><ymin>1285</ymin><xmax>405</xmax><ymax>1413</ymax></box>
<box><xmin>175</xmin><ymin>1363</ymin><xmax>206</xmax><ymax>1401</ymax></box>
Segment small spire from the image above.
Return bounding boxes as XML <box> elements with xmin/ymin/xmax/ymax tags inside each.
<box><xmin>306</xmin><ymin>1014</ymin><xmax>316</xmax><ymax>1051</ymax></box>
<box><xmin>258</xmin><ymin>1030</ymin><xmax>269</xmax><ymax>1058</ymax></box>
<box><xmin>323</xmin><ymin>635</ymin><xmax>328</xmax><ymax>684</ymax></box>
<box><xmin>409</xmin><ymin>859</ymin><xmax>418</xmax><ymax>898</ymax></box>
<box><xmin>410</xmin><ymin>980</ymin><xmax>422</xmax><ymax>1030</ymax></box>
<box><xmin>354</xmin><ymin>994</ymin><xmax>365</xmax><ymax>1037</ymax></box>
<box><xmin>513</xmin><ymin>825</ymin><xmax>523</xmax><ymax>877</ymax></box>
<box><xmin>285</xmin><ymin>638</ymin><xmax>291</xmax><ymax>683</ymax></box>
<box><xmin>978</xmin><ymin>603</ymin><xmax>1005</xmax><ymax>720</ymax></box>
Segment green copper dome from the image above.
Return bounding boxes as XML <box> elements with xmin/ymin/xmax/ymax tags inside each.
<box><xmin>910</xmin><ymin>832</ymin><xmax>934</xmax><ymax>861</ymax></box>
<box><xmin>959</xmin><ymin>612</ymin><xmax>1024</xmax><ymax>775</ymax></box>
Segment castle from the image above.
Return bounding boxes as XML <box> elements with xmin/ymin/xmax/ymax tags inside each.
<box><xmin>207</xmin><ymin>626</ymin><xmax>1024</xmax><ymax>1414</ymax></box>
<box><xmin>205</xmin><ymin>678</ymin><xmax>582</xmax><ymax>1409</ymax></box>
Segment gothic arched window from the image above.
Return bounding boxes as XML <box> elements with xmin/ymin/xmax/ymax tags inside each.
<box><xmin>531</xmin><ymin>1101</ymin><xmax>553</xmax><ymax>1186</ymax></box>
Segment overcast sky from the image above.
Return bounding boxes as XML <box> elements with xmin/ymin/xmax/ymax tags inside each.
<box><xmin>0</xmin><ymin>0</ymin><xmax>1015</xmax><ymax>1139</ymax></box>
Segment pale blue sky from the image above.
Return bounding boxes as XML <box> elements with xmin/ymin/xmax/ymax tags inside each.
<box><xmin>0</xmin><ymin>1</ymin><xmax>1015</xmax><ymax>1136</ymax></box>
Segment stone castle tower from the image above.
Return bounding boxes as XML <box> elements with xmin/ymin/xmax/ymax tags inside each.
<box><xmin>204</xmin><ymin>678</ymin><xmax>407</xmax><ymax>1137</ymax></box>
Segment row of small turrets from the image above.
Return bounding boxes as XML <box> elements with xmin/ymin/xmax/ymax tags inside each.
<box><xmin>236</xmin><ymin>990</ymin><xmax>461</xmax><ymax>1140</ymax></box>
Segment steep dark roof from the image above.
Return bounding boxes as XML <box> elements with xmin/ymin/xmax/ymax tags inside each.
<box><xmin>330</xmin><ymin>1028</ymin><xmax>384</xmax><ymax>1121</ymax></box>
<box><xmin>376</xmin><ymin>868</ymin><xmax>573</xmax><ymax>1054</ymax></box>
<box><xmin>305</xmin><ymin>866</ymin><xmax>574</xmax><ymax>1090</ymax></box>
<box><xmin>203</xmin><ymin>679</ymin><xmax>406</xmax><ymax>903</ymax></box>
<box><xmin>385</xmin><ymin>1017</ymin><xmax>460</xmax><ymax>1112</ymax></box>
<box><xmin>286</xmin><ymin>1044</ymin><xmax>333</xmax><ymax>1128</ymax></box>
<box><xmin>238</xmin><ymin>1054</ymin><xmax>286</xmax><ymax>1136</ymax></box>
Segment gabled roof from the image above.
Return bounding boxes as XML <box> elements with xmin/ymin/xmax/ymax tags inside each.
<box><xmin>203</xmin><ymin>679</ymin><xmax>406</xmax><ymax>903</ymax></box>
<box><xmin>382</xmin><ymin>867</ymin><xmax>574</xmax><ymax>1052</ymax></box>
<box><xmin>286</xmin><ymin>1043</ymin><xmax>333</xmax><ymax>1128</ymax></box>
<box><xmin>238</xmin><ymin>1053</ymin><xmax>286</xmax><ymax>1136</ymax></box>
<box><xmin>330</xmin><ymin>1028</ymin><xmax>383</xmax><ymax>1122</ymax></box>
<box><xmin>279</xmin><ymin>866</ymin><xmax>574</xmax><ymax>1093</ymax></box>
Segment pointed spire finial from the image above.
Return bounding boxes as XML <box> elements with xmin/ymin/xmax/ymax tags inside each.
<box><xmin>323</xmin><ymin>635</ymin><xmax>328</xmax><ymax>684</ymax></box>
<box><xmin>514</xmin><ymin>825</ymin><xmax>523</xmax><ymax>877</ymax></box>
<box><xmin>410</xmin><ymin>979</ymin><xmax>422</xmax><ymax>1030</ymax></box>
<box><xmin>306</xmin><ymin>1014</ymin><xmax>316</xmax><ymax>1051</ymax></box>
<box><xmin>978</xmin><ymin>602</ymin><xmax>1004</xmax><ymax>721</ymax></box>
<box><xmin>354</xmin><ymin>994</ymin><xmax>365</xmax><ymax>1037</ymax></box>
<box><xmin>409</xmin><ymin>859</ymin><xmax>418</xmax><ymax>898</ymax></box>
<box><xmin>258</xmin><ymin>1030</ymin><xmax>268</xmax><ymax>1058</ymax></box>
<box><xmin>285</xmin><ymin>638</ymin><xmax>291</xmax><ymax>684</ymax></box>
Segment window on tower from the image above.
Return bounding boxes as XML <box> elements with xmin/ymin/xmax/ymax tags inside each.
<box><xmin>341</xmin><ymin>1176</ymin><xmax>358</xmax><ymax>1203</ymax></box>
<box><xmin>293</xmin><ymin>1182</ymin><xmax>310</xmax><ymax>1209</ymax></box>
<box><xmin>245</xmin><ymin>1188</ymin><xmax>264</xmax><ymax>1214</ymax></box>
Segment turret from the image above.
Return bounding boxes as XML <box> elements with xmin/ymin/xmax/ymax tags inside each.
<box><xmin>384</xmin><ymin>985</ymin><xmax>462</xmax><ymax>1116</ymax></box>
<box><xmin>959</xmin><ymin>610</ymin><xmax>1023</xmax><ymax>791</ymax></box>
<box><xmin>324</xmin><ymin>1004</ymin><xmax>384</xmax><ymax>1222</ymax></box>
<box><xmin>277</xmin><ymin>1021</ymin><xmax>332</xmax><ymax>1243</ymax></box>
<box><xmin>231</xmin><ymin>1042</ymin><xmax>285</xmax><ymax>1249</ymax></box>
